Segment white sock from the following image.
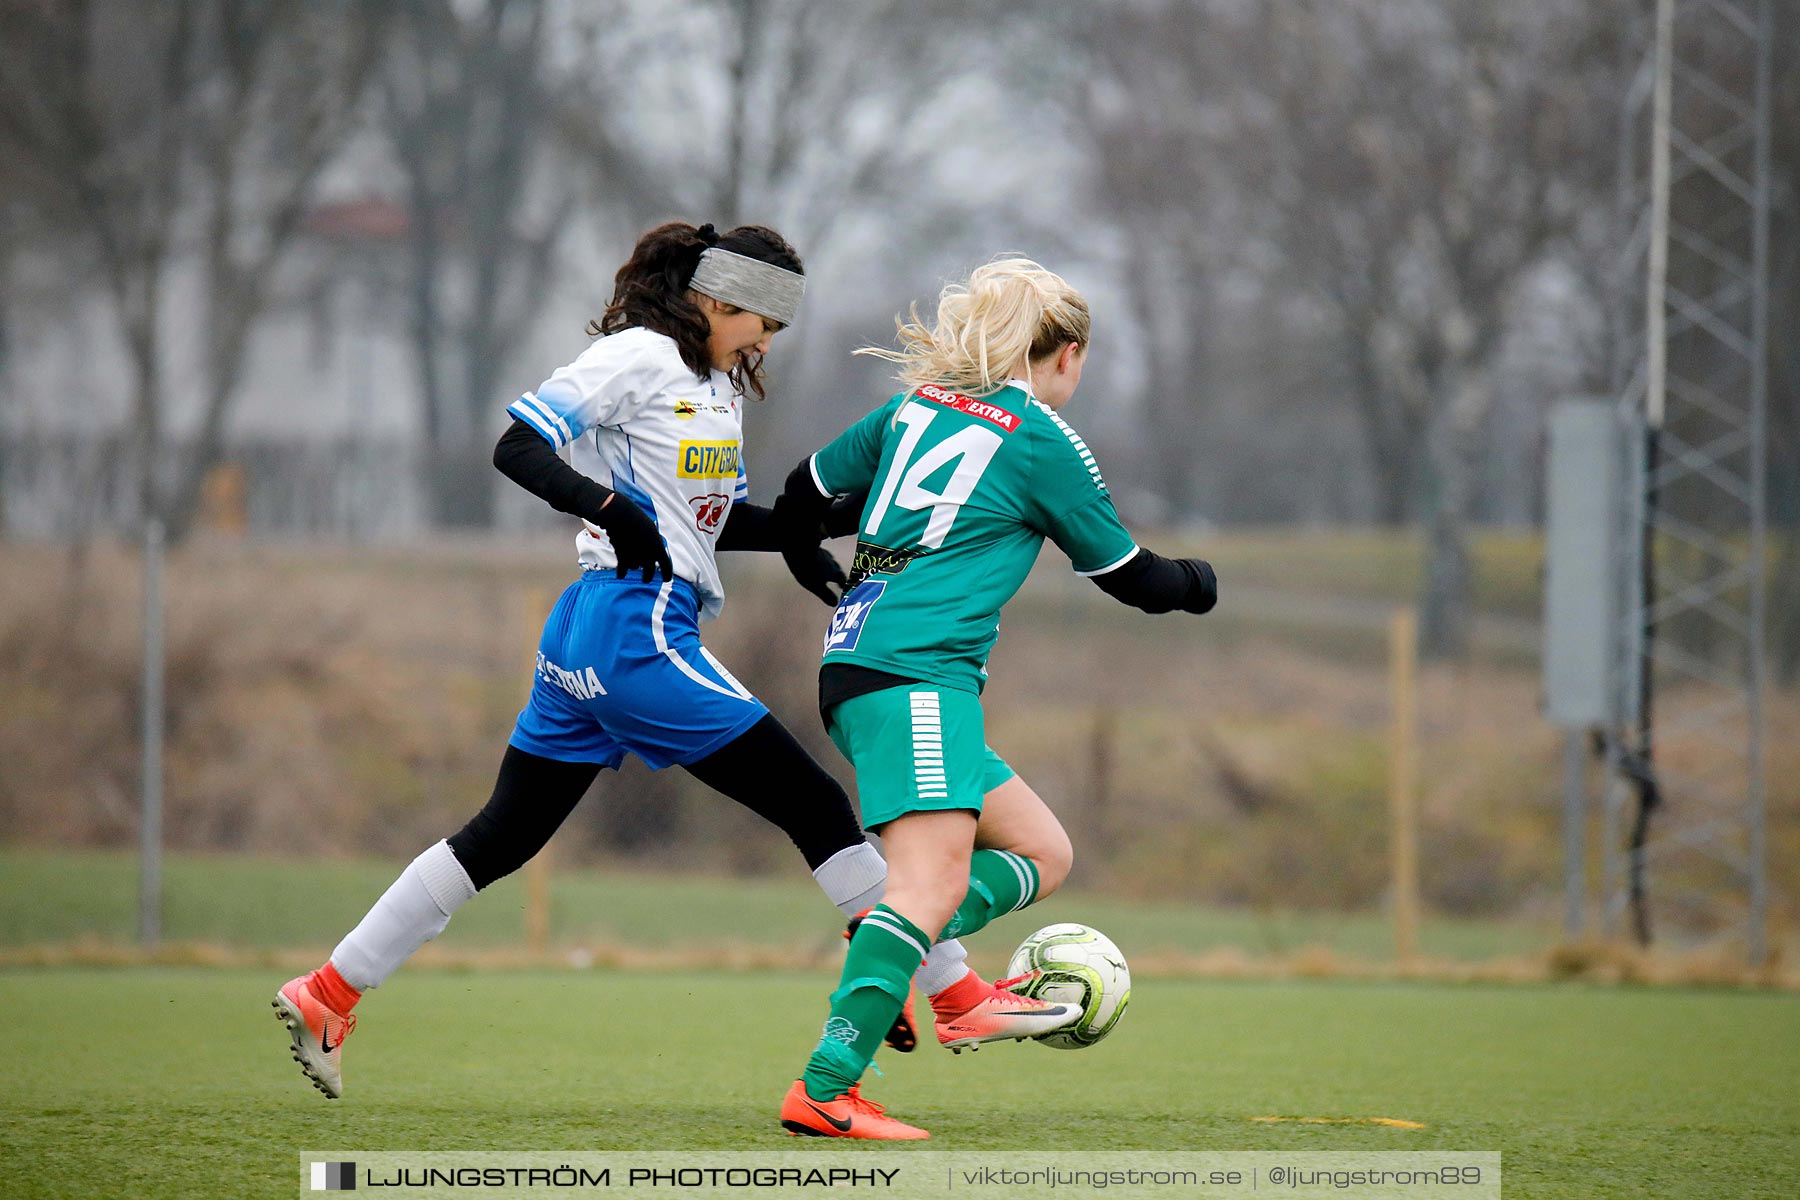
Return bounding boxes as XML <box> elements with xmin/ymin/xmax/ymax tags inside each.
<box><xmin>329</xmin><ymin>840</ymin><xmax>477</xmax><ymax>991</ymax></box>
<box><xmin>811</xmin><ymin>840</ymin><xmax>974</xmax><ymax>996</ymax></box>
<box><xmin>917</xmin><ymin>939</ymin><xmax>971</xmax><ymax>996</ymax></box>
<box><xmin>811</xmin><ymin>841</ymin><xmax>888</xmax><ymax>917</ymax></box>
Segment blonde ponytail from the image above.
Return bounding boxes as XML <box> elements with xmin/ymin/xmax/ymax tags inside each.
<box><xmin>857</xmin><ymin>257</ymin><xmax>1090</xmax><ymax>395</ymax></box>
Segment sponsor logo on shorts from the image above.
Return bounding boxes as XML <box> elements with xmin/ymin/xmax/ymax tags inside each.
<box><xmin>916</xmin><ymin>384</ymin><xmax>1020</xmax><ymax>432</ymax></box>
<box><xmin>677</xmin><ymin>440</ymin><xmax>741</xmax><ymax>479</ymax></box>
<box><xmin>536</xmin><ymin>651</ymin><xmax>607</xmax><ymax>700</ymax></box>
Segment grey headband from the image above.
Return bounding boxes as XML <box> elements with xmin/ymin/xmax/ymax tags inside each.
<box><xmin>689</xmin><ymin>247</ymin><xmax>805</xmax><ymax>327</ymax></box>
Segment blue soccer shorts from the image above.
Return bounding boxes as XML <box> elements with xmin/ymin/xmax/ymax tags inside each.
<box><xmin>509</xmin><ymin>572</ymin><xmax>768</xmax><ymax>770</ymax></box>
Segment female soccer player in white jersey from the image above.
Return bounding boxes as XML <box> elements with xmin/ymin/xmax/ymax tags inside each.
<box><xmin>771</xmin><ymin>258</ymin><xmax>1219</xmax><ymax>1138</ymax></box>
<box><xmin>273</xmin><ymin>222</ymin><xmax>979</xmax><ymax>1099</ymax></box>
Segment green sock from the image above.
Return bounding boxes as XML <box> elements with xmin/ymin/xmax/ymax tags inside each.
<box><xmin>801</xmin><ymin>904</ymin><xmax>929</xmax><ymax>1101</ymax></box>
<box><xmin>939</xmin><ymin>849</ymin><xmax>1040</xmax><ymax>941</ymax></box>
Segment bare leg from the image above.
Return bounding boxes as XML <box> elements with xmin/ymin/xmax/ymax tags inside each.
<box><xmin>974</xmin><ymin>774</ymin><xmax>1073</xmax><ymax>899</ymax></box>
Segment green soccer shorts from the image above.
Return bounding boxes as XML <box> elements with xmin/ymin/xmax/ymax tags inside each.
<box><xmin>825</xmin><ymin>683</ymin><xmax>1013</xmax><ymax>829</ymax></box>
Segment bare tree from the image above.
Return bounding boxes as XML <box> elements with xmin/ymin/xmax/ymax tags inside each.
<box><xmin>1081</xmin><ymin>0</ymin><xmax>1620</xmax><ymax>655</ymax></box>
<box><xmin>566</xmin><ymin>0</ymin><xmax>1087</xmax><ymax>466</ymax></box>
<box><xmin>569</xmin><ymin>0</ymin><xmax>1020</xmax><ymax>227</ymax></box>
<box><xmin>0</xmin><ymin>0</ymin><xmax>386</xmax><ymax>539</ymax></box>
<box><xmin>1248</xmin><ymin>1</ymin><xmax>1626</xmax><ymax>655</ymax></box>
<box><xmin>1072</xmin><ymin>1</ymin><xmax>1247</xmax><ymax>523</ymax></box>
<box><xmin>381</xmin><ymin>0</ymin><xmax>640</xmax><ymax>528</ymax></box>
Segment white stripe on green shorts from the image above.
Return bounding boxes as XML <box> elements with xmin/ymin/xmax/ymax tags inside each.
<box><xmin>910</xmin><ymin>691</ymin><xmax>947</xmax><ymax>800</ymax></box>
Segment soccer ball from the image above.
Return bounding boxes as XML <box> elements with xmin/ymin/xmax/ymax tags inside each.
<box><xmin>1004</xmin><ymin>923</ymin><xmax>1131</xmax><ymax>1049</ymax></box>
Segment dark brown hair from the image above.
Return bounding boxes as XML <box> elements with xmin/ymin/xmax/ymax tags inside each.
<box><xmin>587</xmin><ymin>221</ymin><xmax>803</xmax><ymax>401</ymax></box>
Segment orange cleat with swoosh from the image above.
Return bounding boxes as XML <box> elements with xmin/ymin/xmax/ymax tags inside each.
<box><xmin>779</xmin><ymin>1080</ymin><xmax>930</xmax><ymax>1140</ymax></box>
<box><xmin>931</xmin><ymin>971</ymin><xmax>1075</xmax><ymax>1053</ymax></box>
<box><xmin>273</xmin><ymin>972</ymin><xmax>357</xmax><ymax>1099</ymax></box>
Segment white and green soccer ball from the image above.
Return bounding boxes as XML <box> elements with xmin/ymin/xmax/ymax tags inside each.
<box><xmin>1004</xmin><ymin>923</ymin><xmax>1131</xmax><ymax>1049</ymax></box>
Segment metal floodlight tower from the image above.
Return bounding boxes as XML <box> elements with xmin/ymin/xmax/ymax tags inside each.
<box><xmin>1608</xmin><ymin>0</ymin><xmax>1771</xmax><ymax>962</ymax></box>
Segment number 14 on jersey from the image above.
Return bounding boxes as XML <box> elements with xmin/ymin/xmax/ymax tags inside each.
<box><xmin>862</xmin><ymin>402</ymin><xmax>1004</xmax><ymax>550</ymax></box>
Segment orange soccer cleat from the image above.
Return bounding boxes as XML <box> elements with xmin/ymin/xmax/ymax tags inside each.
<box><xmin>931</xmin><ymin>971</ymin><xmax>1075</xmax><ymax>1053</ymax></box>
<box><xmin>272</xmin><ymin>971</ymin><xmax>358</xmax><ymax>1099</ymax></box>
<box><xmin>779</xmin><ymin>1080</ymin><xmax>930</xmax><ymax>1140</ymax></box>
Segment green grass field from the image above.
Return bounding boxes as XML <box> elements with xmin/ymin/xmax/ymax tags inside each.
<box><xmin>1</xmin><ymin>968</ymin><xmax>1794</xmax><ymax>1199</ymax></box>
<box><xmin>4</xmin><ymin>850</ymin><xmax>1794</xmax><ymax>1197</ymax></box>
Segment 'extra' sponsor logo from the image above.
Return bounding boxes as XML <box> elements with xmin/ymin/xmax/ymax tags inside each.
<box><xmin>916</xmin><ymin>384</ymin><xmax>1021</xmax><ymax>432</ymax></box>
<box><xmin>677</xmin><ymin>440</ymin><xmax>741</xmax><ymax>479</ymax></box>
<box><xmin>536</xmin><ymin>651</ymin><xmax>607</xmax><ymax>700</ymax></box>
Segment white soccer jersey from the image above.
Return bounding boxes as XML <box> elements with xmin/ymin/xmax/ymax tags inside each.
<box><xmin>507</xmin><ymin>328</ymin><xmax>750</xmax><ymax>621</ymax></box>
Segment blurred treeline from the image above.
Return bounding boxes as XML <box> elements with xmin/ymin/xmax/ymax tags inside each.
<box><xmin>0</xmin><ymin>0</ymin><xmax>1796</xmax><ymax>664</ymax></box>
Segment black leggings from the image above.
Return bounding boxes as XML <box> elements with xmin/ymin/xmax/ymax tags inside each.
<box><xmin>446</xmin><ymin>714</ymin><xmax>864</xmax><ymax>890</ymax></box>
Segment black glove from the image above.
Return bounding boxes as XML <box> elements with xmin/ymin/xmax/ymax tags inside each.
<box><xmin>822</xmin><ymin>490</ymin><xmax>869</xmax><ymax>539</ymax></box>
<box><xmin>785</xmin><ymin>544</ymin><xmax>849</xmax><ymax>606</ymax></box>
<box><xmin>768</xmin><ymin>490</ymin><xmax>847</xmax><ymax>605</ymax></box>
<box><xmin>595</xmin><ymin>494</ymin><xmax>672</xmax><ymax>583</ymax></box>
<box><xmin>1180</xmin><ymin>558</ymin><xmax>1218</xmax><ymax>614</ymax></box>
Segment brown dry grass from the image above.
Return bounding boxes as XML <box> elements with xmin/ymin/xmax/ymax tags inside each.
<box><xmin>6</xmin><ymin>935</ymin><xmax>1793</xmax><ymax>991</ymax></box>
<box><xmin>3</xmin><ymin>534</ymin><xmax>1795</xmax><ymax>938</ymax></box>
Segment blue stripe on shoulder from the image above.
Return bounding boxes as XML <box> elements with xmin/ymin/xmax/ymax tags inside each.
<box><xmin>507</xmin><ymin>400</ymin><xmax>563</xmax><ymax>448</ymax></box>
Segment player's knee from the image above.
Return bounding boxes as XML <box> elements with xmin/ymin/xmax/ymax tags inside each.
<box><xmin>884</xmin><ymin>851</ymin><xmax>975</xmax><ymax>936</ymax></box>
<box><xmin>778</xmin><ymin>780</ymin><xmax>863</xmax><ymax>870</ymax></box>
<box><xmin>1028</xmin><ymin>826</ymin><xmax>1074</xmax><ymax>899</ymax></box>
<box><xmin>448</xmin><ymin>815</ymin><xmax>529</xmax><ymax>891</ymax></box>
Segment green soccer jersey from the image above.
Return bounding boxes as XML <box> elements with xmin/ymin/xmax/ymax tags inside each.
<box><xmin>811</xmin><ymin>380</ymin><xmax>1138</xmax><ymax>693</ymax></box>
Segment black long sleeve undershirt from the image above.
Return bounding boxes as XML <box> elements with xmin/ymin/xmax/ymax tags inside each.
<box><xmin>1089</xmin><ymin>549</ymin><xmax>1217</xmax><ymax>614</ymax></box>
<box><xmin>492</xmin><ymin>418</ymin><xmax>615</xmax><ymax>524</ymax></box>
<box><xmin>496</xmin><ymin>419</ymin><xmax>812</xmax><ymax>551</ymax></box>
<box><xmin>715</xmin><ymin>502</ymin><xmax>782</xmax><ymax>551</ymax></box>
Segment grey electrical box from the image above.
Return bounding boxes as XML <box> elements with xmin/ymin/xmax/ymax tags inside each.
<box><xmin>1542</xmin><ymin>400</ymin><xmax>1621</xmax><ymax>728</ymax></box>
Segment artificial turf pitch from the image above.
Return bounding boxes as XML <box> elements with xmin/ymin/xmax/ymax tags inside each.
<box><xmin>1</xmin><ymin>968</ymin><xmax>1793</xmax><ymax>1198</ymax></box>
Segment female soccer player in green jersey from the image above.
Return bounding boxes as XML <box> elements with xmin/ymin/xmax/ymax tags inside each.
<box><xmin>773</xmin><ymin>257</ymin><xmax>1218</xmax><ymax>1139</ymax></box>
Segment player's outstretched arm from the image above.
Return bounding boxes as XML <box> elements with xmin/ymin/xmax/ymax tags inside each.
<box><xmin>1088</xmin><ymin>549</ymin><xmax>1217</xmax><ymax>615</ymax></box>
<box><xmin>715</xmin><ymin>499</ymin><xmax>848</xmax><ymax>606</ymax></box>
<box><xmin>723</xmin><ymin>458</ymin><xmax>866</xmax><ymax>606</ymax></box>
<box><xmin>715</xmin><ymin>490</ymin><xmax>863</xmax><ymax>550</ymax></box>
